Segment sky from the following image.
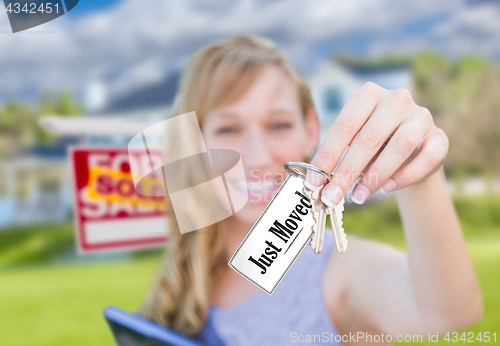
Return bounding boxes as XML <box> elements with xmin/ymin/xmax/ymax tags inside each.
<box><xmin>0</xmin><ymin>0</ymin><xmax>499</xmax><ymax>105</ymax></box>
<box><xmin>65</xmin><ymin>0</ymin><xmax>122</xmax><ymax>17</ymax></box>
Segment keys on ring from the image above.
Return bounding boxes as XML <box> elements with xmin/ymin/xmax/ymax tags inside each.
<box><xmin>285</xmin><ymin>162</ymin><xmax>348</xmax><ymax>254</ymax></box>
<box><xmin>229</xmin><ymin>162</ymin><xmax>348</xmax><ymax>295</ymax></box>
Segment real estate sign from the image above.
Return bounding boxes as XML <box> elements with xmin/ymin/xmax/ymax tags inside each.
<box><xmin>70</xmin><ymin>147</ymin><xmax>169</xmax><ymax>253</ymax></box>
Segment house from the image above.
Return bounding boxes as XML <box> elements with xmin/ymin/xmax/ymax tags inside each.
<box><xmin>0</xmin><ymin>106</ymin><xmax>172</xmax><ymax>229</ymax></box>
<box><xmin>0</xmin><ymin>144</ymin><xmax>73</xmax><ymax>228</ymax></box>
<box><xmin>5</xmin><ymin>59</ymin><xmax>410</xmax><ymax>229</ymax></box>
<box><xmin>307</xmin><ymin>59</ymin><xmax>412</xmax><ymax>139</ymax></box>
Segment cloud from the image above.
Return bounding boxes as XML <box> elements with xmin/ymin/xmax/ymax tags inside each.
<box><xmin>0</xmin><ymin>0</ymin><xmax>498</xmax><ymax>105</ymax></box>
<box><xmin>431</xmin><ymin>2</ymin><xmax>500</xmax><ymax>57</ymax></box>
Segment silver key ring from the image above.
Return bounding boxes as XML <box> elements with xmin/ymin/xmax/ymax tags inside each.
<box><xmin>284</xmin><ymin>161</ymin><xmax>332</xmax><ymax>183</ymax></box>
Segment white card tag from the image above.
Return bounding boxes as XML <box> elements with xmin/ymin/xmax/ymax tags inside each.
<box><xmin>229</xmin><ymin>171</ymin><xmax>315</xmax><ymax>294</ymax></box>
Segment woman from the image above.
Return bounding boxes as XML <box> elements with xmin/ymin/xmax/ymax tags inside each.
<box><xmin>140</xmin><ymin>36</ymin><xmax>483</xmax><ymax>345</ymax></box>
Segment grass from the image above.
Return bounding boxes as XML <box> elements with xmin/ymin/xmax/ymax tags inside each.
<box><xmin>0</xmin><ymin>223</ymin><xmax>74</xmax><ymax>268</ymax></box>
<box><xmin>0</xmin><ymin>259</ymin><xmax>160</xmax><ymax>346</ymax></box>
<box><xmin>0</xmin><ymin>194</ymin><xmax>499</xmax><ymax>345</ymax></box>
<box><xmin>0</xmin><ymin>240</ymin><xmax>498</xmax><ymax>346</ymax></box>
<box><xmin>468</xmin><ymin>240</ymin><xmax>500</xmax><ymax>332</ymax></box>
<box><xmin>402</xmin><ymin>239</ymin><xmax>500</xmax><ymax>345</ymax></box>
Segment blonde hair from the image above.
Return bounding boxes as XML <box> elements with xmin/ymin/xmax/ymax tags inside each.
<box><xmin>139</xmin><ymin>36</ymin><xmax>315</xmax><ymax>336</ymax></box>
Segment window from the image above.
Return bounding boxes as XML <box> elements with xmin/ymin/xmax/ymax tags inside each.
<box><xmin>39</xmin><ymin>179</ymin><xmax>60</xmax><ymax>195</ymax></box>
<box><xmin>324</xmin><ymin>86</ymin><xmax>342</xmax><ymax>113</ymax></box>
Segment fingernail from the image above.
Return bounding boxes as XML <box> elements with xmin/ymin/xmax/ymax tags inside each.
<box><xmin>305</xmin><ymin>171</ymin><xmax>326</xmax><ymax>191</ymax></box>
<box><xmin>351</xmin><ymin>185</ymin><xmax>370</xmax><ymax>205</ymax></box>
<box><xmin>381</xmin><ymin>179</ymin><xmax>397</xmax><ymax>193</ymax></box>
<box><xmin>321</xmin><ymin>185</ymin><xmax>343</xmax><ymax>208</ymax></box>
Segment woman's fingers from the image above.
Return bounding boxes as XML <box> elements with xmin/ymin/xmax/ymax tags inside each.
<box><xmin>305</xmin><ymin>82</ymin><xmax>385</xmax><ymax>190</ymax></box>
<box><xmin>319</xmin><ymin>89</ymin><xmax>413</xmax><ymax>207</ymax></box>
<box><xmin>305</xmin><ymin>83</ymin><xmax>447</xmax><ymax>206</ymax></box>
<box><xmin>382</xmin><ymin>128</ymin><xmax>449</xmax><ymax>192</ymax></box>
<box><xmin>349</xmin><ymin>109</ymin><xmax>432</xmax><ymax>204</ymax></box>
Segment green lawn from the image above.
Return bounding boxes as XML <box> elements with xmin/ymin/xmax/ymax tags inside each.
<box><xmin>0</xmin><ymin>259</ymin><xmax>160</xmax><ymax>346</ymax></box>
<box><xmin>400</xmin><ymin>238</ymin><xmax>500</xmax><ymax>345</ymax></box>
<box><xmin>0</xmin><ymin>195</ymin><xmax>499</xmax><ymax>345</ymax></box>
<box><xmin>0</xmin><ymin>240</ymin><xmax>498</xmax><ymax>346</ymax></box>
<box><xmin>0</xmin><ymin>223</ymin><xmax>74</xmax><ymax>268</ymax></box>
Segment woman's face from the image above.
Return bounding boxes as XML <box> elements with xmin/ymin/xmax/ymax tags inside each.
<box><xmin>202</xmin><ymin>65</ymin><xmax>319</xmax><ymax>225</ymax></box>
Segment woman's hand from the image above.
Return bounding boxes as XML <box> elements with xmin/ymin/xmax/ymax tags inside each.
<box><xmin>305</xmin><ymin>82</ymin><xmax>449</xmax><ymax>206</ymax></box>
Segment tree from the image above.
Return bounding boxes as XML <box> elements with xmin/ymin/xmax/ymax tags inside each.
<box><xmin>0</xmin><ymin>92</ymin><xmax>84</xmax><ymax>158</ymax></box>
<box><xmin>412</xmin><ymin>53</ymin><xmax>500</xmax><ymax>187</ymax></box>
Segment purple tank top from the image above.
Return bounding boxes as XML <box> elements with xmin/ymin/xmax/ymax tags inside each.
<box><xmin>196</xmin><ymin>231</ymin><xmax>341</xmax><ymax>345</ymax></box>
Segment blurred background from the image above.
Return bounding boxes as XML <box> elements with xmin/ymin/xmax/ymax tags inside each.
<box><xmin>1</xmin><ymin>0</ymin><xmax>499</xmax><ymax>345</ymax></box>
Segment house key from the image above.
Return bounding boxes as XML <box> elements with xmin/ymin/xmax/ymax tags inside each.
<box><xmin>326</xmin><ymin>199</ymin><xmax>347</xmax><ymax>252</ymax></box>
<box><xmin>307</xmin><ymin>185</ymin><xmax>328</xmax><ymax>254</ymax></box>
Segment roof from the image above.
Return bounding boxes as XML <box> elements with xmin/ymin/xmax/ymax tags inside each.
<box><xmin>104</xmin><ymin>71</ymin><xmax>181</xmax><ymax>112</ymax></box>
<box><xmin>39</xmin><ymin>106</ymin><xmax>170</xmax><ymax>136</ymax></box>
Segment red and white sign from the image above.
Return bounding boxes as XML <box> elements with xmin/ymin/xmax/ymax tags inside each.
<box><xmin>70</xmin><ymin>147</ymin><xmax>169</xmax><ymax>253</ymax></box>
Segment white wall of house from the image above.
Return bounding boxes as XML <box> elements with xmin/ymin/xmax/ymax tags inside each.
<box><xmin>307</xmin><ymin>61</ymin><xmax>364</xmax><ymax>140</ymax></box>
